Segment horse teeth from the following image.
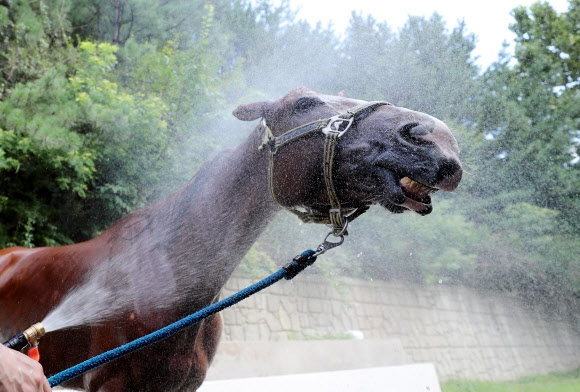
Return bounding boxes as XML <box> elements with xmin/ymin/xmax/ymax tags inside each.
<box><xmin>400</xmin><ymin>177</ymin><xmax>438</xmax><ymax>197</ymax></box>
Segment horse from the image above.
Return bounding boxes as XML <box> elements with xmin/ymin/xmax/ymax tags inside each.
<box><xmin>0</xmin><ymin>87</ymin><xmax>462</xmax><ymax>391</ymax></box>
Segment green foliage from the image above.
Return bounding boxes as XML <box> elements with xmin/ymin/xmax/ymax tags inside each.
<box><xmin>67</xmin><ymin>0</ymin><xmax>208</xmax><ymax>45</ymax></box>
<box><xmin>287</xmin><ymin>331</ymin><xmax>355</xmax><ymax>341</ymax></box>
<box><xmin>0</xmin><ymin>1</ymin><xmax>227</xmax><ymax>245</ymax></box>
<box><xmin>243</xmin><ymin>201</ymin><xmax>481</xmax><ymax>286</ymax></box>
<box><xmin>0</xmin><ymin>0</ymin><xmax>577</xmax><ymax>306</ymax></box>
<box><xmin>206</xmin><ymin>0</ymin><xmax>341</xmax><ymax>96</ymax></box>
<box><xmin>239</xmin><ymin>246</ymin><xmax>277</xmax><ymax>278</ymax></box>
<box><xmin>473</xmin><ymin>1</ymin><xmax>580</xmax><ymax>222</ymax></box>
<box><xmin>0</xmin><ymin>127</ymin><xmax>92</xmax><ymax>247</ymax></box>
<box><xmin>0</xmin><ymin>1</ymin><xmax>95</xmax><ymax>246</ymax></box>
<box><xmin>65</xmin><ymin>40</ymin><xmax>175</xmax><ymax>237</ymax></box>
<box><xmin>443</xmin><ymin>369</ymin><xmax>580</xmax><ymax>392</ymax></box>
<box><xmin>115</xmin><ymin>16</ymin><xmax>227</xmax><ymax>182</ymax></box>
<box><xmin>335</xmin><ymin>13</ymin><xmax>479</xmax><ymax>123</ymax></box>
<box><xmin>461</xmin><ymin>0</ymin><xmax>580</xmax><ymax>300</ymax></box>
<box><xmin>0</xmin><ymin>0</ymin><xmax>71</xmax><ymax>93</ymax></box>
<box><xmin>345</xmin><ymin>202</ymin><xmax>481</xmax><ymax>285</ymax></box>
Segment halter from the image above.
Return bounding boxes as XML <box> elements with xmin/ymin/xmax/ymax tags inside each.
<box><xmin>258</xmin><ymin>101</ymin><xmax>392</xmax><ymax>235</ymax></box>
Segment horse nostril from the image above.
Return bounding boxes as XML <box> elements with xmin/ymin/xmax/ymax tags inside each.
<box><xmin>437</xmin><ymin>159</ymin><xmax>462</xmax><ymax>191</ymax></box>
<box><xmin>398</xmin><ymin>122</ymin><xmax>432</xmax><ymax>146</ymax></box>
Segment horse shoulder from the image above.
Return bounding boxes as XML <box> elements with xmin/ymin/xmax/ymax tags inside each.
<box><xmin>0</xmin><ymin>247</ymin><xmax>45</xmax><ymax>283</ymax></box>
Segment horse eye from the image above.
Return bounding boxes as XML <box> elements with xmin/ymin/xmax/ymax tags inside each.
<box><xmin>293</xmin><ymin>97</ymin><xmax>323</xmax><ymax>113</ymax></box>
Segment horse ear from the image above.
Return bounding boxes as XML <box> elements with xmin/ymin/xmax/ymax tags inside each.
<box><xmin>233</xmin><ymin>101</ymin><xmax>270</xmax><ymax>121</ymax></box>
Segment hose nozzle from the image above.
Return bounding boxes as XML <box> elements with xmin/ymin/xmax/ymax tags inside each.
<box><xmin>23</xmin><ymin>323</ymin><xmax>45</xmax><ymax>347</ymax></box>
<box><xmin>3</xmin><ymin>322</ymin><xmax>46</xmax><ymax>352</ymax></box>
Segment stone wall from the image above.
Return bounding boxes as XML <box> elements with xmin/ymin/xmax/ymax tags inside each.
<box><xmin>216</xmin><ymin>272</ymin><xmax>580</xmax><ymax>381</ymax></box>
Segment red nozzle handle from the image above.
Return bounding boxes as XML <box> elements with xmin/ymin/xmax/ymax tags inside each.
<box><xmin>27</xmin><ymin>346</ymin><xmax>40</xmax><ymax>362</ymax></box>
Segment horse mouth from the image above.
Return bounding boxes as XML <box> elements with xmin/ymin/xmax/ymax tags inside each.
<box><xmin>400</xmin><ymin>177</ymin><xmax>437</xmax><ymax>201</ymax></box>
<box><xmin>399</xmin><ymin>177</ymin><xmax>438</xmax><ymax>215</ymax></box>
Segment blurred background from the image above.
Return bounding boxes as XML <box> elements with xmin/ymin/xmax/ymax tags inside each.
<box><xmin>1</xmin><ymin>0</ymin><xmax>579</xmax><ymax>389</ymax></box>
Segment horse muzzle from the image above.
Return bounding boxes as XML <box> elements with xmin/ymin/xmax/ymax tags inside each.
<box><xmin>434</xmin><ymin>158</ymin><xmax>463</xmax><ymax>192</ymax></box>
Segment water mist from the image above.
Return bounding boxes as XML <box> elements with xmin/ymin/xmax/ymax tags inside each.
<box><xmin>40</xmin><ymin>241</ymin><xmax>187</xmax><ymax>333</ymax></box>
<box><xmin>41</xmin><ymin>273</ymin><xmax>134</xmax><ymax>333</ymax></box>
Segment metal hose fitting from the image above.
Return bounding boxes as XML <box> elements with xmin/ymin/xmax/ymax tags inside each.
<box><xmin>23</xmin><ymin>323</ymin><xmax>45</xmax><ymax>347</ymax></box>
<box><xmin>2</xmin><ymin>322</ymin><xmax>46</xmax><ymax>352</ymax></box>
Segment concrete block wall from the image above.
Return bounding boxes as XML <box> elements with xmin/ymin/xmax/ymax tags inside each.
<box><xmin>217</xmin><ymin>273</ymin><xmax>580</xmax><ymax>381</ymax></box>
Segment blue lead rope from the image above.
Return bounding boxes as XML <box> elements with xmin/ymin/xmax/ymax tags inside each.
<box><xmin>47</xmin><ymin>249</ymin><xmax>317</xmax><ymax>388</ymax></box>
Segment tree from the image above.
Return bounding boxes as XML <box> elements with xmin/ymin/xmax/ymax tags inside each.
<box><xmin>0</xmin><ymin>0</ymin><xmax>72</xmax><ymax>94</ymax></box>
<box><xmin>336</xmin><ymin>13</ymin><xmax>480</xmax><ymax>124</ymax></box>
<box><xmin>462</xmin><ymin>0</ymin><xmax>580</xmax><ymax>299</ymax></box>
<box><xmin>0</xmin><ymin>0</ymin><xmax>92</xmax><ymax>246</ymax></box>
<box><xmin>469</xmin><ymin>1</ymin><xmax>580</xmax><ymax>233</ymax></box>
<box><xmin>0</xmin><ymin>1</ymin><xmax>229</xmax><ymax>246</ymax></box>
<box><xmin>0</xmin><ymin>37</ymin><xmax>171</xmax><ymax>246</ymax></box>
<box><xmin>67</xmin><ymin>0</ymin><xmax>208</xmax><ymax>45</ymax></box>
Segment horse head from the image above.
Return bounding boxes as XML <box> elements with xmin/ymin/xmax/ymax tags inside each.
<box><xmin>234</xmin><ymin>87</ymin><xmax>462</xmax><ymax>229</ymax></box>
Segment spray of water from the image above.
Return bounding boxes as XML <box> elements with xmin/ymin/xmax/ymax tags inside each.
<box><xmin>40</xmin><ymin>243</ymin><xmax>182</xmax><ymax>333</ymax></box>
<box><xmin>41</xmin><ymin>276</ymin><xmax>133</xmax><ymax>332</ymax></box>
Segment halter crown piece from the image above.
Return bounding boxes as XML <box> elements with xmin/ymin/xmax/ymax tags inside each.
<box><xmin>259</xmin><ymin>101</ymin><xmax>391</xmax><ymax>236</ymax></box>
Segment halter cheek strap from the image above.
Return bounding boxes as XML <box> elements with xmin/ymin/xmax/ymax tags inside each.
<box><xmin>259</xmin><ymin>101</ymin><xmax>391</xmax><ymax>235</ymax></box>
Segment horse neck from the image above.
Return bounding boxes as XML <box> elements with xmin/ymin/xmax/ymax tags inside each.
<box><xmin>157</xmin><ymin>127</ymin><xmax>280</xmax><ymax>298</ymax></box>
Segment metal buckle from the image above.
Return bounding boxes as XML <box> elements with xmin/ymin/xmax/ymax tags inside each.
<box><xmin>258</xmin><ymin>119</ymin><xmax>276</xmax><ymax>152</ymax></box>
<box><xmin>314</xmin><ymin>232</ymin><xmax>345</xmax><ymax>257</ymax></box>
<box><xmin>321</xmin><ymin>115</ymin><xmax>354</xmax><ymax>137</ymax></box>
